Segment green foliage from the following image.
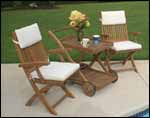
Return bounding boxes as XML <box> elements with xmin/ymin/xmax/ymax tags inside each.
<box><xmin>1</xmin><ymin>1</ymin><xmax>57</xmax><ymax>10</ymax></box>
<box><xmin>1</xmin><ymin>1</ymin><xmax>149</xmax><ymax>63</ymax></box>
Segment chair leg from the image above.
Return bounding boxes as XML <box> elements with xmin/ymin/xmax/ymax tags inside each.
<box><xmin>122</xmin><ymin>52</ymin><xmax>135</xmax><ymax>65</ymax></box>
<box><xmin>105</xmin><ymin>49</ymin><xmax>113</xmax><ymax>72</ymax></box>
<box><xmin>104</xmin><ymin>50</ymin><xmax>139</xmax><ymax>73</ymax></box>
<box><xmin>130</xmin><ymin>55</ymin><xmax>138</xmax><ymax>73</ymax></box>
<box><xmin>38</xmin><ymin>93</ymin><xmax>58</xmax><ymax>115</ymax></box>
<box><xmin>61</xmin><ymin>85</ymin><xmax>75</xmax><ymax>98</ymax></box>
<box><xmin>29</xmin><ymin>80</ymin><xmax>57</xmax><ymax>115</ymax></box>
<box><xmin>26</xmin><ymin>94</ymin><xmax>37</xmax><ymax>106</ymax></box>
<box><xmin>26</xmin><ymin>84</ymin><xmax>52</xmax><ymax>106</ymax></box>
<box><xmin>42</xmin><ymin>85</ymin><xmax>52</xmax><ymax>94</ymax></box>
<box><xmin>104</xmin><ymin>50</ymin><xmax>138</xmax><ymax>73</ymax></box>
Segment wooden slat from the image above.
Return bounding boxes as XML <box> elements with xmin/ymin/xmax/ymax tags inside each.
<box><xmin>101</xmin><ymin>24</ymin><xmax>128</xmax><ymax>41</ymax></box>
<box><xmin>70</xmin><ymin>68</ymin><xmax>116</xmax><ymax>90</ymax></box>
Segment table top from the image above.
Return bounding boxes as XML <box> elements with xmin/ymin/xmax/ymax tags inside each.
<box><xmin>62</xmin><ymin>35</ymin><xmax>113</xmax><ymax>54</ymax></box>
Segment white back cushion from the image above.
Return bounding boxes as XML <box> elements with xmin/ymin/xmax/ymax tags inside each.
<box><xmin>101</xmin><ymin>10</ymin><xmax>126</xmax><ymax>25</ymax></box>
<box><xmin>15</xmin><ymin>23</ymin><xmax>42</xmax><ymax>48</ymax></box>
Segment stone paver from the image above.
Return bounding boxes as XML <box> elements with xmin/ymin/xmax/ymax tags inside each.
<box><xmin>1</xmin><ymin>60</ymin><xmax>149</xmax><ymax>117</ymax></box>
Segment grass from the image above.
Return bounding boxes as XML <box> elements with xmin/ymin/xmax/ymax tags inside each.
<box><xmin>1</xmin><ymin>1</ymin><xmax>149</xmax><ymax>63</ymax></box>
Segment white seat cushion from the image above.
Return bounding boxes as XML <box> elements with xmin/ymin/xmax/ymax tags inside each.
<box><xmin>101</xmin><ymin>10</ymin><xmax>126</xmax><ymax>25</ymax></box>
<box><xmin>15</xmin><ymin>23</ymin><xmax>42</xmax><ymax>48</ymax></box>
<box><xmin>31</xmin><ymin>62</ymin><xmax>80</xmax><ymax>81</ymax></box>
<box><xmin>111</xmin><ymin>41</ymin><xmax>142</xmax><ymax>51</ymax></box>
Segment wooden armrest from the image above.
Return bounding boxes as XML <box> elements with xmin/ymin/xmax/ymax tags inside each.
<box><xmin>129</xmin><ymin>32</ymin><xmax>141</xmax><ymax>42</ymax></box>
<box><xmin>52</xmin><ymin>26</ymin><xmax>72</xmax><ymax>33</ymax></box>
<box><xmin>101</xmin><ymin>34</ymin><xmax>109</xmax><ymax>40</ymax></box>
<box><xmin>47</xmin><ymin>48</ymin><xmax>72</xmax><ymax>54</ymax></box>
<box><xmin>102</xmin><ymin>40</ymin><xmax>115</xmax><ymax>44</ymax></box>
<box><xmin>48</xmin><ymin>30</ymin><xmax>75</xmax><ymax>63</ymax></box>
<box><xmin>129</xmin><ymin>32</ymin><xmax>141</xmax><ymax>36</ymax></box>
<box><xmin>19</xmin><ymin>61</ymin><xmax>50</xmax><ymax>67</ymax></box>
<box><xmin>101</xmin><ymin>34</ymin><xmax>109</xmax><ymax>38</ymax></box>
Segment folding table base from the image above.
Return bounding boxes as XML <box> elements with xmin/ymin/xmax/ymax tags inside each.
<box><xmin>68</xmin><ymin>64</ymin><xmax>118</xmax><ymax>96</ymax></box>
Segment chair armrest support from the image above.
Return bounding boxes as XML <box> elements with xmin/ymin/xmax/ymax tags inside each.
<box><xmin>48</xmin><ymin>30</ymin><xmax>75</xmax><ymax>63</ymax></box>
<box><xmin>19</xmin><ymin>61</ymin><xmax>50</xmax><ymax>79</ymax></box>
<box><xmin>129</xmin><ymin>32</ymin><xmax>141</xmax><ymax>42</ymax></box>
<box><xmin>19</xmin><ymin>61</ymin><xmax>50</xmax><ymax>68</ymax></box>
<box><xmin>47</xmin><ymin>48</ymin><xmax>72</xmax><ymax>62</ymax></box>
<box><xmin>101</xmin><ymin>34</ymin><xmax>109</xmax><ymax>37</ymax></box>
<box><xmin>129</xmin><ymin>32</ymin><xmax>141</xmax><ymax>36</ymax></box>
<box><xmin>47</xmin><ymin>48</ymin><xmax>72</xmax><ymax>54</ymax></box>
<box><xmin>101</xmin><ymin>34</ymin><xmax>109</xmax><ymax>39</ymax></box>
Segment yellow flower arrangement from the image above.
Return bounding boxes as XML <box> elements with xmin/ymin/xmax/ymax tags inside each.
<box><xmin>69</xmin><ymin>10</ymin><xmax>90</xmax><ymax>41</ymax></box>
<box><xmin>69</xmin><ymin>10</ymin><xmax>90</xmax><ymax>28</ymax></box>
<box><xmin>69</xmin><ymin>10</ymin><xmax>82</xmax><ymax>21</ymax></box>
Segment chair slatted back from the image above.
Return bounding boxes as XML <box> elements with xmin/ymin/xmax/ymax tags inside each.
<box><xmin>101</xmin><ymin>24</ymin><xmax>128</xmax><ymax>41</ymax></box>
<box><xmin>100</xmin><ymin>10</ymin><xmax>129</xmax><ymax>41</ymax></box>
<box><xmin>12</xmin><ymin>32</ymin><xmax>48</xmax><ymax>72</ymax></box>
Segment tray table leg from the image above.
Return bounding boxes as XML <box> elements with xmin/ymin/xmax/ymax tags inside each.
<box><xmin>105</xmin><ymin>49</ymin><xmax>118</xmax><ymax>81</ymax></box>
<box><xmin>88</xmin><ymin>54</ymin><xmax>98</xmax><ymax>68</ymax></box>
<box><xmin>92</xmin><ymin>52</ymin><xmax>108</xmax><ymax>72</ymax></box>
<box><xmin>105</xmin><ymin>49</ymin><xmax>112</xmax><ymax>72</ymax></box>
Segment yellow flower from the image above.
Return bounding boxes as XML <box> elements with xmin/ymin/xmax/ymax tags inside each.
<box><xmin>69</xmin><ymin>10</ymin><xmax>82</xmax><ymax>21</ymax></box>
<box><xmin>79</xmin><ymin>14</ymin><xmax>87</xmax><ymax>21</ymax></box>
<box><xmin>69</xmin><ymin>10</ymin><xmax>90</xmax><ymax>29</ymax></box>
<box><xmin>85</xmin><ymin>21</ymin><xmax>90</xmax><ymax>27</ymax></box>
<box><xmin>69</xmin><ymin>21</ymin><xmax>77</xmax><ymax>27</ymax></box>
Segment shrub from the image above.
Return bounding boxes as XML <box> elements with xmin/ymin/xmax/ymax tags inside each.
<box><xmin>13</xmin><ymin>1</ymin><xmax>23</xmax><ymax>8</ymax></box>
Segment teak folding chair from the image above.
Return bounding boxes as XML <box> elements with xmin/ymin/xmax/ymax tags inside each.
<box><xmin>12</xmin><ymin>23</ymin><xmax>94</xmax><ymax>115</ymax></box>
<box><xmin>99</xmin><ymin>10</ymin><xmax>142</xmax><ymax>72</ymax></box>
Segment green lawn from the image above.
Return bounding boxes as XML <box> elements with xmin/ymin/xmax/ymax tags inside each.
<box><xmin>1</xmin><ymin>1</ymin><xmax>149</xmax><ymax>63</ymax></box>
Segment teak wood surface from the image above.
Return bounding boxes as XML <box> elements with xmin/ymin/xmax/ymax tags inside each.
<box><xmin>61</xmin><ymin>35</ymin><xmax>113</xmax><ymax>54</ymax></box>
<box><xmin>61</xmin><ymin>35</ymin><xmax>113</xmax><ymax>72</ymax></box>
<box><xmin>12</xmin><ymin>30</ymin><xmax>99</xmax><ymax>115</ymax></box>
<box><xmin>99</xmin><ymin>12</ymin><xmax>142</xmax><ymax>72</ymax></box>
<box><xmin>61</xmin><ymin>35</ymin><xmax>118</xmax><ymax>90</ymax></box>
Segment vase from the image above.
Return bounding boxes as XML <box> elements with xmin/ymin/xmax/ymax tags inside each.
<box><xmin>77</xmin><ymin>30</ymin><xmax>84</xmax><ymax>42</ymax></box>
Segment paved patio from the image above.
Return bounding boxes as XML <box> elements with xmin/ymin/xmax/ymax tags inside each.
<box><xmin>1</xmin><ymin>60</ymin><xmax>149</xmax><ymax>117</ymax></box>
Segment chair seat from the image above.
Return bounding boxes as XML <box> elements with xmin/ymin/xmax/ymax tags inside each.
<box><xmin>111</xmin><ymin>40</ymin><xmax>142</xmax><ymax>51</ymax></box>
<box><xmin>31</xmin><ymin>62</ymin><xmax>80</xmax><ymax>81</ymax></box>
